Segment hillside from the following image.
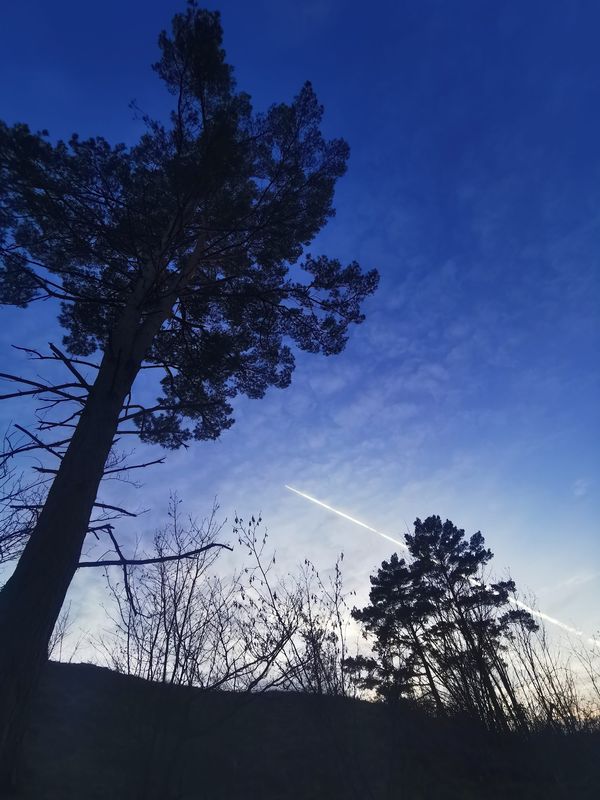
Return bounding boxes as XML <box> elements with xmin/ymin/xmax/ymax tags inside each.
<box><xmin>14</xmin><ymin>661</ymin><xmax>600</xmax><ymax>800</ymax></box>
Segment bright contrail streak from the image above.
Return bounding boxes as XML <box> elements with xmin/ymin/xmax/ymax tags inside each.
<box><xmin>285</xmin><ymin>485</ymin><xmax>600</xmax><ymax>648</ymax></box>
<box><xmin>510</xmin><ymin>598</ymin><xmax>595</xmax><ymax>642</ymax></box>
<box><xmin>285</xmin><ymin>485</ymin><xmax>409</xmax><ymax>551</ymax></box>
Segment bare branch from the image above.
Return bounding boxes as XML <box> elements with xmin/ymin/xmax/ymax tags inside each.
<box><xmin>13</xmin><ymin>425</ymin><xmax>66</xmax><ymax>460</ymax></box>
<box><xmin>12</xmin><ymin>345</ymin><xmax>100</xmax><ymax>372</ymax></box>
<box><xmin>0</xmin><ymin>373</ymin><xmax>86</xmax><ymax>403</ymax></box>
<box><xmin>78</xmin><ymin>542</ymin><xmax>232</xmax><ymax>568</ymax></box>
<box><xmin>92</xmin><ymin>501</ymin><xmax>140</xmax><ymax>518</ymax></box>
<box><xmin>48</xmin><ymin>343</ymin><xmax>91</xmax><ymax>388</ymax></box>
<box><xmin>102</xmin><ymin>457</ymin><xmax>165</xmax><ymax>475</ymax></box>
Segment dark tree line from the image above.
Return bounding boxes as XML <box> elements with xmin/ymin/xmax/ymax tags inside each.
<box><xmin>84</xmin><ymin>508</ymin><xmax>598</xmax><ymax>735</ymax></box>
<box><xmin>36</xmin><ymin>498</ymin><xmax>596</xmax><ymax>742</ymax></box>
<box><xmin>0</xmin><ymin>3</ymin><xmax>377</xmax><ymax>785</ymax></box>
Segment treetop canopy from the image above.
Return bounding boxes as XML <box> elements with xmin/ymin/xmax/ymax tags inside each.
<box><xmin>0</xmin><ymin>4</ymin><xmax>378</xmax><ymax>447</ymax></box>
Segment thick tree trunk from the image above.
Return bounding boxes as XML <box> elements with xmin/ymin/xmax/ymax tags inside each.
<box><xmin>0</xmin><ymin>305</ymin><xmax>161</xmax><ymax>789</ymax></box>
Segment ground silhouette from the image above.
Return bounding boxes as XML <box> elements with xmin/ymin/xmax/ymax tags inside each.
<box><xmin>15</xmin><ymin>661</ymin><xmax>600</xmax><ymax>799</ymax></box>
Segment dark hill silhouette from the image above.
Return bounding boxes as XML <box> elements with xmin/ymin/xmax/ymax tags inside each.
<box><xmin>16</xmin><ymin>661</ymin><xmax>600</xmax><ymax>799</ymax></box>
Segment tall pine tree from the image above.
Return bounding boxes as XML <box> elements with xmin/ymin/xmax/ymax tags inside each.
<box><xmin>0</xmin><ymin>4</ymin><xmax>378</xmax><ymax>783</ymax></box>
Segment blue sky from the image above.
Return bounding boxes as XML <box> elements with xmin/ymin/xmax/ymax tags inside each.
<box><xmin>1</xmin><ymin>0</ymin><xmax>599</xmax><ymax>642</ymax></box>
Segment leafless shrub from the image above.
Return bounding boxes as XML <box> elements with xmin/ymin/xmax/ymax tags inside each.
<box><xmin>97</xmin><ymin>502</ymin><xmax>354</xmax><ymax>696</ymax></box>
<box><xmin>500</xmin><ymin>606</ymin><xmax>599</xmax><ymax>732</ymax></box>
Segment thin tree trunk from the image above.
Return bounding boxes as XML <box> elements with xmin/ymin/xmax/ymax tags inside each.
<box><xmin>444</xmin><ymin>577</ymin><xmax>510</xmax><ymax>732</ymax></box>
<box><xmin>409</xmin><ymin>624</ymin><xmax>445</xmax><ymax>716</ymax></box>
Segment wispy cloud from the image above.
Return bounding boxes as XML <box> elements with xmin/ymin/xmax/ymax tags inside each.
<box><xmin>573</xmin><ymin>478</ymin><xmax>591</xmax><ymax>498</ymax></box>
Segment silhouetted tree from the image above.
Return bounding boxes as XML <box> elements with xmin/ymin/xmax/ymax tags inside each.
<box><xmin>0</xmin><ymin>3</ymin><xmax>377</xmax><ymax>783</ymax></box>
<box><xmin>346</xmin><ymin>552</ymin><xmax>445</xmax><ymax>709</ymax></box>
<box><xmin>347</xmin><ymin>516</ymin><xmax>536</xmax><ymax>731</ymax></box>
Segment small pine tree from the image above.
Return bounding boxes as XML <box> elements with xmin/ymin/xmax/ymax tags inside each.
<box><xmin>347</xmin><ymin>516</ymin><xmax>536</xmax><ymax>730</ymax></box>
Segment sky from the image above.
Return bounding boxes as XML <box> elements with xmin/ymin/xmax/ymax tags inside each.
<box><xmin>1</xmin><ymin>0</ymin><xmax>599</xmax><ymax>646</ymax></box>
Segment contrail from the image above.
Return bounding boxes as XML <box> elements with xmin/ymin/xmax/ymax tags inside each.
<box><xmin>285</xmin><ymin>485</ymin><xmax>409</xmax><ymax>552</ymax></box>
<box><xmin>510</xmin><ymin>598</ymin><xmax>594</xmax><ymax>641</ymax></box>
<box><xmin>285</xmin><ymin>485</ymin><xmax>600</xmax><ymax>648</ymax></box>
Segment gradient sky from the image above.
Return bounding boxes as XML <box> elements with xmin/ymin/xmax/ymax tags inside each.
<box><xmin>1</xmin><ymin>0</ymin><xmax>599</xmax><ymax>644</ymax></box>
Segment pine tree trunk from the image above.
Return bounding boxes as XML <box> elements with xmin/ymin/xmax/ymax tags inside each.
<box><xmin>448</xmin><ymin>592</ymin><xmax>510</xmax><ymax>732</ymax></box>
<box><xmin>409</xmin><ymin>624</ymin><xmax>445</xmax><ymax>716</ymax></box>
<box><xmin>0</xmin><ymin>307</ymin><xmax>158</xmax><ymax>789</ymax></box>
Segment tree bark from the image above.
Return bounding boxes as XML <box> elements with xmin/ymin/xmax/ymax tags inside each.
<box><xmin>0</xmin><ymin>299</ymin><xmax>165</xmax><ymax>789</ymax></box>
